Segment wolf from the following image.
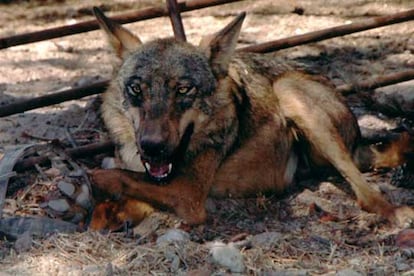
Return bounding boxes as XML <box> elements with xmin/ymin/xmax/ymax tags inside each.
<box><xmin>89</xmin><ymin>7</ymin><xmax>414</xmax><ymax>230</ymax></box>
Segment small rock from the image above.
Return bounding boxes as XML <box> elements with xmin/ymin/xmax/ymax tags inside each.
<box><xmin>75</xmin><ymin>184</ymin><xmax>91</xmax><ymax>209</ymax></box>
<box><xmin>101</xmin><ymin>157</ymin><xmax>118</xmax><ymax>169</ymax></box>
<box><xmin>209</xmin><ymin>241</ymin><xmax>245</xmax><ymax>273</ymax></box>
<box><xmin>48</xmin><ymin>199</ymin><xmax>70</xmax><ymax>213</ymax></box>
<box><xmin>57</xmin><ymin>181</ymin><xmax>75</xmax><ymax>197</ymax></box>
<box><xmin>156</xmin><ymin>229</ymin><xmax>190</xmax><ymax>245</ymax></box>
<box><xmin>251</xmin><ymin>231</ymin><xmax>283</xmax><ymax>250</ymax></box>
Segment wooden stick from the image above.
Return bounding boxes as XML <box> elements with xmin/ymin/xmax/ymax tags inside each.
<box><xmin>2</xmin><ymin>68</ymin><xmax>413</xmax><ymax>118</ymax></box>
<box><xmin>167</xmin><ymin>0</ymin><xmax>187</xmax><ymax>41</ymax></box>
<box><xmin>0</xmin><ymin>80</ymin><xmax>109</xmax><ymax>118</ymax></box>
<box><xmin>337</xmin><ymin>69</ymin><xmax>414</xmax><ymax>95</ymax></box>
<box><xmin>239</xmin><ymin>9</ymin><xmax>414</xmax><ymax>53</ymax></box>
<box><xmin>2</xmin><ymin>10</ymin><xmax>414</xmax><ymax>117</ymax></box>
<box><xmin>0</xmin><ymin>0</ymin><xmax>242</xmax><ymax>49</ymax></box>
<box><xmin>14</xmin><ymin>141</ymin><xmax>115</xmax><ymax>172</ymax></box>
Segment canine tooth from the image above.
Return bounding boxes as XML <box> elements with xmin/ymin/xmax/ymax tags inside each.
<box><xmin>144</xmin><ymin>162</ymin><xmax>151</xmax><ymax>171</ymax></box>
<box><xmin>168</xmin><ymin>163</ymin><xmax>173</xmax><ymax>173</ymax></box>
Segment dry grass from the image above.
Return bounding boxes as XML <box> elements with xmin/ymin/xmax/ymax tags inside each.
<box><xmin>1</xmin><ymin>0</ymin><xmax>414</xmax><ymax>275</ymax></box>
<box><xmin>3</xmin><ymin>173</ymin><xmax>412</xmax><ymax>274</ymax></box>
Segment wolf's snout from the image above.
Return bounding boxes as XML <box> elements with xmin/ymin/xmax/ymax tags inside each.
<box><xmin>139</xmin><ymin>135</ymin><xmax>174</xmax><ymax>181</ymax></box>
<box><xmin>140</xmin><ymin>137</ymin><xmax>168</xmax><ymax>158</ymax></box>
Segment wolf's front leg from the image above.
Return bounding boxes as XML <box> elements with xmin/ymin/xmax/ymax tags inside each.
<box><xmin>91</xmin><ymin>169</ymin><xmax>208</xmax><ymax>224</ymax></box>
<box><xmin>91</xmin><ymin>150</ymin><xmax>220</xmax><ymax>225</ymax></box>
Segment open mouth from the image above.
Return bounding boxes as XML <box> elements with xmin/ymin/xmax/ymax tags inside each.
<box><xmin>141</xmin><ymin>159</ymin><xmax>173</xmax><ymax>181</ymax></box>
<box><xmin>139</xmin><ymin>123</ymin><xmax>194</xmax><ymax>182</ymax></box>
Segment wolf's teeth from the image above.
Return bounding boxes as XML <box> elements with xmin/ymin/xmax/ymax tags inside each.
<box><xmin>143</xmin><ymin>162</ymin><xmax>173</xmax><ymax>179</ymax></box>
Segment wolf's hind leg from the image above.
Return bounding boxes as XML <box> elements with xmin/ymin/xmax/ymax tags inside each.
<box><xmin>273</xmin><ymin>74</ymin><xmax>414</xmax><ymax>226</ymax></box>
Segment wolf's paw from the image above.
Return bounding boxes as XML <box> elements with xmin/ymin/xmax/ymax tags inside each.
<box><xmin>89</xmin><ymin>198</ymin><xmax>154</xmax><ymax>231</ymax></box>
<box><xmin>89</xmin><ymin>169</ymin><xmax>124</xmax><ymax>196</ymax></box>
<box><xmin>391</xmin><ymin>206</ymin><xmax>414</xmax><ymax>228</ymax></box>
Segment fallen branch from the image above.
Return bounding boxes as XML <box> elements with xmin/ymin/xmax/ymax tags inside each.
<box><xmin>0</xmin><ymin>0</ymin><xmax>241</xmax><ymax>49</ymax></box>
<box><xmin>337</xmin><ymin>69</ymin><xmax>414</xmax><ymax>95</ymax></box>
<box><xmin>14</xmin><ymin>141</ymin><xmax>114</xmax><ymax>172</ymax></box>
<box><xmin>2</xmin><ymin>68</ymin><xmax>413</xmax><ymax>118</ymax></box>
<box><xmin>239</xmin><ymin>9</ymin><xmax>414</xmax><ymax>53</ymax></box>
<box><xmin>167</xmin><ymin>0</ymin><xmax>187</xmax><ymax>41</ymax></box>
<box><xmin>1</xmin><ymin>9</ymin><xmax>414</xmax><ymax>117</ymax></box>
<box><xmin>0</xmin><ymin>80</ymin><xmax>109</xmax><ymax>117</ymax></box>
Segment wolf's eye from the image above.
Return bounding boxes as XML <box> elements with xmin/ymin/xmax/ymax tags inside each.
<box><xmin>177</xmin><ymin>85</ymin><xmax>194</xmax><ymax>95</ymax></box>
<box><xmin>127</xmin><ymin>83</ymin><xmax>142</xmax><ymax>96</ymax></box>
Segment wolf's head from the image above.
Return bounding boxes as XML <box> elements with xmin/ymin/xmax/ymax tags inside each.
<box><xmin>94</xmin><ymin>7</ymin><xmax>245</xmax><ymax>181</ymax></box>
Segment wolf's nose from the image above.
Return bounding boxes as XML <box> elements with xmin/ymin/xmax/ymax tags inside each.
<box><xmin>140</xmin><ymin>138</ymin><xmax>168</xmax><ymax>157</ymax></box>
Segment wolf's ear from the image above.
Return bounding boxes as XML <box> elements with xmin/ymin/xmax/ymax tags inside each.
<box><xmin>199</xmin><ymin>12</ymin><xmax>246</xmax><ymax>78</ymax></box>
<box><xmin>93</xmin><ymin>7</ymin><xmax>142</xmax><ymax>59</ymax></box>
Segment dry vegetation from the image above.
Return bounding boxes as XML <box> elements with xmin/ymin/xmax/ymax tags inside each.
<box><xmin>0</xmin><ymin>0</ymin><xmax>414</xmax><ymax>275</ymax></box>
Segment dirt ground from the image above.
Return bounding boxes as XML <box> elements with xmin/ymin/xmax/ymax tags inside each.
<box><xmin>1</xmin><ymin>0</ymin><xmax>414</xmax><ymax>275</ymax></box>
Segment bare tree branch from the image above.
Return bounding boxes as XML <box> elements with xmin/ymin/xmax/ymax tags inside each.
<box><xmin>239</xmin><ymin>9</ymin><xmax>414</xmax><ymax>53</ymax></box>
<box><xmin>167</xmin><ymin>0</ymin><xmax>187</xmax><ymax>41</ymax></box>
<box><xmin>337</xmin><ymin>70</ymin><xmax>414</xmax><ymax>95</ymax></box>
<box><xmin>1</xmin><ymin>9</ymin><xmax>414</xmax><ymax>117</ymax></box>
<box><xmin>0</xmin><ymin>81</ymin><xmax>109</xmax><ymax>117</ymax></box>
<box><xmin>0</xmin><ymin>0</ymin><xmax>242</xmax><ymax>49</ymax></box>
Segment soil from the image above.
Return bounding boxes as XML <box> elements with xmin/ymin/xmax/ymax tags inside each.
<box><xmin>0</xmin><ymin>0</ymin><xmax>414</xmax><ymax>275</ymax></box>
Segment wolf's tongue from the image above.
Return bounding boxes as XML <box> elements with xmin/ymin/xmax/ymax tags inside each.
<box><xmin>144</xmin><ymin>162</ymin><xmax>173</xmax><ymax>179</ymax></box>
